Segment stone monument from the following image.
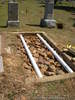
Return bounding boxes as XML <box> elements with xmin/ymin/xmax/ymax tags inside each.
<box><xmin>40</xmin><ymin>0</ymin><xmax>56</xmax><ymax>28</ymax></box>
<box><xmin>7</xmin><ymin>0</ymin><xmax>19</xmax><ymax>26</ymax></box>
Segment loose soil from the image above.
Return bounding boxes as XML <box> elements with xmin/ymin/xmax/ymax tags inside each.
<box><xmin>0</xmin><ymin>33</ymin><xmax>74</xmax><ymax>100</ymax></box>
<box><xmin>17</xmin><ymin>34</ymin><xmax>66</xmax><ymax>78</ymax></box>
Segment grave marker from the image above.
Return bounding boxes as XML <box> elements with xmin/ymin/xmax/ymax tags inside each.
<box><xmin>40</xmin><ymin>0</ymin><xmax>56</xmax><ymax>28</ymax></box>
<box><xmin>7</xmin><ymin>1</ymin><xmax>19</xmax><ymax>26</ymax></box>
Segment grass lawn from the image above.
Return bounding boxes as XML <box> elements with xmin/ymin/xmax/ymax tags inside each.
<box><xmin>0</xmin><ymin>0</ymin><xmax>75</xmax><ymax>99</ymax></box>
<box><xmin>0</xmin><ymin>0</ymin><xmax>75</xmax><ymax>47</ymax></box>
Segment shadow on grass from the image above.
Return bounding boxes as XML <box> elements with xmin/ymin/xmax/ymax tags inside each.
<box><xmin>0</xmin><ymin>25</ymin><xmax>7</xmax><ymax>28</ymax></box>
<box><xmin>54</xmin><ymin>5</ymin><xmax>75</xmax><ymax>13</ymax></box>
<box><xmin>36</xmin><ymin>0</ymin><xmax>45</xmax><ymax>4</ymax></box>
<box><xmin>40</xmin><ymin>5</ymin><xmax>75</xmax><ymax>13</ymax></box>
<box><xmin>63</xmin><ymin>51</ymin><xmax>75</xmax><ymax>57</ymax></box>
<box><xmin>26</xmin><ymin>24</ymin><xmax>41</xmax><ymax>27</ymax></box>
<box><xmin>72</xmin><ymin>18</ymin><xmax>75</xmax><ymax>20</ymax></box>
<box><xmin>39</xmin><ymin>5</ymin><xmax>45</xmax><ymax>8</ymax></box>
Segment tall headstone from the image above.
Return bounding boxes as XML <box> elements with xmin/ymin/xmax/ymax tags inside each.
<box><xmin>7</xmin><ymin>1</ymin><xmax>19</xmax><ymax>26</ymax></box>
<box><xmin>40</xmin><ymin>0</ymin><xmax>56</xmax><ymax>28</ymax></box>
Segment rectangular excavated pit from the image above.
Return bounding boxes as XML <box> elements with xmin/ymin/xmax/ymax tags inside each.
<box><xmin>16</xmin><ymin>32</ymin><xmax>75</xmax><ymax>83</ymax></box>
<box><xmin>3</xmin><ymin>32</ymin><xmax>75</xmax><ymax>84</ymax></box>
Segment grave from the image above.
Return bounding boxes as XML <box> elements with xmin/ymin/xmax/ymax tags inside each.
<box><xmin>40</xmin><ymin>0</ymin><xmax>56</xmax><ymax>28</ymax></box>
<box><xmin>1</xmin><ymin>31</ymin><xmax>75</xmax><ymax>84</ymax></box>
<box><xmin>7</xmin><ymin>0</ymin><xmax>19</xmax><ymax>26</ymax></box>
<box><xmin>15</xmin><ymin>32</ymin><xmax>75</xmax><ymax>83</ymax></box>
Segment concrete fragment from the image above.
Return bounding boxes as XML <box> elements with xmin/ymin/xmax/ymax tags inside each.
<box><xmin>44</xmin><ymin>71</ymin><xmax>55</xmax><ymax>76</ymax></box>
<box><xmin>0</xmin><ymin>56</ymin><xmax>4</xmax><ymax>72</ymax></box>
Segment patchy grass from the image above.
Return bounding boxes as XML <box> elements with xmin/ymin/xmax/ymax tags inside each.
<box><xmin>56</xmin><ymin>1</ymin><xmax>75</xmax><ymax>7</ymax></box>
<box><xmin>0</xmin><ymin>0</ymin><xmax>75</xmax><ymax>99</ymax></box>
<box><xmin>0</xmin><ymin>0</ymin><xmax>75</xmax><ymax>47</ymax></box>
<box><xmin>0</xmin><ymin>1</ymin><xmax>8</xmax><ymax>26</ymax></box>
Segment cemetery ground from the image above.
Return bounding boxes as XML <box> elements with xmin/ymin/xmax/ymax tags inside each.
<box><xmin>0</xmin><ymin>0</ymin><xmax>75</xmax><ymax>99</ymax></box>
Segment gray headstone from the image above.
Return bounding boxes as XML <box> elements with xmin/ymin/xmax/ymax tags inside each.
<box><xmin>40</xmin><ymin>0</ymin><xmax>56</xmax><ymax>28</ymax></box>
<box><xmin>7</xmin><ymin>2</ymin><xmax>19</xmax><ymax>26</ymax></box>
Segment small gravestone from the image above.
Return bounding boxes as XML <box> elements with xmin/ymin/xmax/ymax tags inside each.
<box><xmin>40</xmin><ymin>0</ymin><xmax>56</xmax><ymax>28</ymax></box>
<box><xmin>7</xmin><ymin>1</ymin><xmax>19</xmax><ymax>26</ymax></box>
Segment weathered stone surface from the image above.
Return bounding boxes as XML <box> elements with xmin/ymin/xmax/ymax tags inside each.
<box><xmin>8</xmin><ymin>2</ymin><xmax>19</xmax><ymax>26</ymax></box>
<box><xmin>47</xmin><ymin>65</ymin><xmax>56</xmax><ymax>72</ymax></box>
<box><xmin>44</xmin><ymin>60</ymin><xmax>50</xmax><ymax>65</ymax></box>
<box><xmin>44</xmin><ymin>71</ymin><xmax>55</xmax><ymax>76</ymax></box>
<box><xmin>38</xmin><ymin>56</ymin><xmax>44</xmax><ymax>64</ymax></box>
<box><xmin>40</xmin><ymin>0</ymin><xmax>56</xmax><ymax>28</ymax></box>
<box><xmin>40</xmin><ymin>18</ymin><xmax>56</xmax><ymax>28</ymax></box>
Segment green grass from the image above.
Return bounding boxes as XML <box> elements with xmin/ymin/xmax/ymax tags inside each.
<box><xmin>0</xmin><ymin>0</ymin><xmax>75</xmax><ymax>46</ymax></box>
<box><xmin>56</xmin><ymin>1</ymin><xmax>75</xmax><ymax>7</ymax></box>
<box><xmin>0</xmin><ymin>1</ymin><xmax>75</xmax><ymax>99</ymax></box>
<box><xmin>0</xmin><ymin>1</ymin><xmax>8</xmax><ymax>26</ymax></box>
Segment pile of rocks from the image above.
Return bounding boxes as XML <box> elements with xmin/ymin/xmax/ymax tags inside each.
<box><xmin>17</xmin><ymin>35</ymin><xmax>65</xmax><ymax>78</ymax></box>
<box><xmin>24</xmin><ymin>35</ymin><xmax>65</xmax><ymax>76</ymax></box>
<box><xmin>17</xmin><ymin>37</ymin><xmax>36</xmax><ymax>78</ymax></box>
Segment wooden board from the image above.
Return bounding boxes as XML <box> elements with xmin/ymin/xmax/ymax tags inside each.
<box><xmin>68</xmin><ymin>48</ymin><xmax>75</xmax><ymax>56</ymax></box>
